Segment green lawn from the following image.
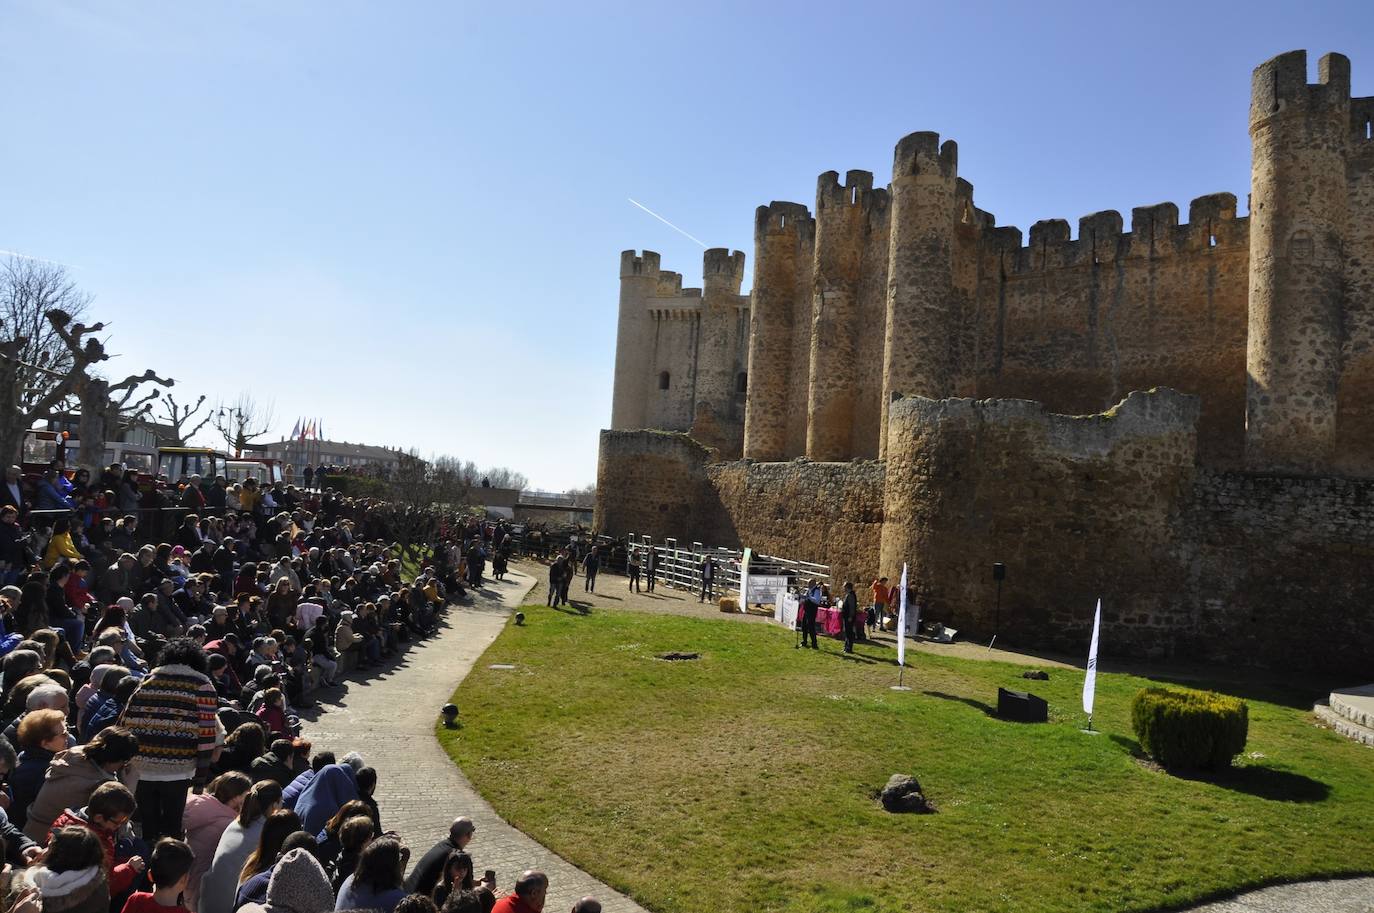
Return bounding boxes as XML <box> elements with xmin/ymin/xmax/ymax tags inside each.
<box><xmin>438</xmin><ymin>605</ymin><xmax>1374</xmax><ymax>913</ymax></box>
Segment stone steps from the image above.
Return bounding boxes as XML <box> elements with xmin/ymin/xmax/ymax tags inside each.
<box><xmin>1313</xmin><ymin>683</ymin><xmax>1374</xmax><ymax>747</ymax></box>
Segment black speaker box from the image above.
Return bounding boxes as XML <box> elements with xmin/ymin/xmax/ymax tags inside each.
<box><xmin>997</xmin><ymin>687</ymin><xmax>1048</xmax><ymax>723</ymax></box>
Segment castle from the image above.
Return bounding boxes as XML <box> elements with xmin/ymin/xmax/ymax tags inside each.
<box><xmin>596</xmin><ymin>50</ymin><xmax>1374</xmax><ymax>675</ymax></box>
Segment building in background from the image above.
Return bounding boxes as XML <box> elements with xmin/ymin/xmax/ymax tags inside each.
<box><xmin>261</xmin><ymin>437</ymin><xmax>403</xmax><ymax>475</ymax></box>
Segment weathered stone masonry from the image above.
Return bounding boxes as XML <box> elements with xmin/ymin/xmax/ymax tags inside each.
<box><xmin>598</xmin><ymin>51</ymin><xmax>1374</xmax><ymax>676</ymax></box>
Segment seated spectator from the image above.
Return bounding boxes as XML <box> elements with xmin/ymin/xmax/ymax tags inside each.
<box><xmin>182</xmin><ymin>772</ymin><xmax>251</xmax><ymax>913</ymax></box>
<box><xmin>335</xmin><ymin>836</ymin><xmax>408</xmax><ymax>913</ymax></box>
<box><xmin>329</xmin><ymin>814</ymin><xmax>375</xmax><ymax>892</ymax></box>
<box><xmin>237</xmin><ymin>845</ymin><xmax>333</xmax><ymax>913</ymax></box>
<box><xmin>294</xmin><ymin>752</ymin><xmax>364</xmax><ymax>835</ymax></box>
<box><xmin>215</xmin><ymin>721</ymin><xmax>266</xmax><ymax>778</ymax></box>
<box><xmin>24</xmin><ymin>726</ymin><xmax>139</xmax><ymax>843</ymax></box>
<box><xmin>235</xmin><ymin>830</ymin><xmax>317</xmax><ymax>911</ymax></box>
<box><xmin>406</xmin><ymin>817</ymin><xmax>476</xmax><ymax>896</ymax></box>
<box><xmin>121</xmin><ymin>836</ymin><xmax>196</xmax><ymax>913</ymax></box>
<box><xmin>82</xmin><ymin>675</ymin><xmax>139</xmax><ymax>742</ymax></box>
<box><xmin>50</xmin><ymin>780</ymin><xmax>145</xmax><ymax>897</ymax></box>
<box><xmin>238</xmin><ymin>809</ymin><xmax>302</xmax><ymax>889</ymax></box>
<box><xmin>281</xmin><ymin>751</ymin><xmax>334</xmax><ymax>811</ymax></box>
<box><xmin>251</xmin><ymin>739</ymin><xmax>297</xmax><ymax>787</ymax></box>
<box><xmin>198</xmin><ymin>781</ymin><xmax>283</xmax><ymax>913</ymax></box>
<box><xmin>432</xmin><ymin>851</ymin><xmax>476</xmax><ymax>907</ymax></box>
<box><xmin>20</xmin><ymin>824</ymin><xmax>109</xmax><ymax>913</ymax></box>
<box><xmin>11</xmin><ymin>708</ymin><xmax>70</xmax><ymax>828</ymax></box>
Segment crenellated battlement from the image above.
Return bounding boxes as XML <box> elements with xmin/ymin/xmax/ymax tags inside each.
<box><xmin>620</xmin><ymin>249</ymin><xmax>661</xmax><ymax>280</ymax></box>
<box><xmin>988</xmin><ymin>192</ymin><xmax>1247</xmax><ymax>274</ymax></box>
<box><xmin>703</xmin><ymin>248</ymin><xmax>747</xmax><ymax>294</ymax></box>
<box><xmin>1251</xmin><ymin>50</ymin><xmax>1350</xmax><ymax>127</ymax></box>
<box><xmin>754</xmin><ymin>201</ymin><xmax>814</xmax><ymax>239</ymax></box>
<box><xmin>816</xmin><ymin>169</ymin><xmax>881</xmax><ymax>212</ymax></box>
<box><xmin>655</xmin><ymin>271</ymin><xmax>683</xmax><ymax>296</ymax></box>
<box><xmin>892</xmin><ymin>131</ymin><xmax>958</xmax><ymax>180</ymax></box>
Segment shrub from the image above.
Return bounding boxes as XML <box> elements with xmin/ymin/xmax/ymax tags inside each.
<box><xmin>1131</xmin><ymin>687</ymin><xmax>1248</xmax><ymax>770</ymax></box>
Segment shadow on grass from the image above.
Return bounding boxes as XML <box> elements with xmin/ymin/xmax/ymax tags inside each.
<box><xmin>552</xmin><ymin>602</ymin><xmax>592</xmax><ymax>616</ymax></box>
<box><xmin>1110</xmin><ymin>735</ymin><xmax>1331</xmax><ymax>802</ymax></box>
<box><xmin>922</xmin><ymin>690</ymin><xmax>995</xmax><ymax>716</ymax></box>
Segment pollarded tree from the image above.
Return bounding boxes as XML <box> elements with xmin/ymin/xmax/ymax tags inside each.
<box><xmin>153</xmin><ymin>392</ymin><xmax>213</xmax><ymax>446</ymax></box>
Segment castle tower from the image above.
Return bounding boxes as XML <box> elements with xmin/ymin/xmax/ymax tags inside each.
<box><xmin>806</xmin><ymin>171</ymin><xmax>871</xmax><ymax>461</ymax></box>
<box><xmin>690</xmin><ymin>248</ymin><xmax>748</xmax><ymax>455</ymax></box>
<box><xmin>743</xmin><ymin>202</ymin><xmax>813</xmax><ymax>460</ymax></box>
<box><xmin>880</xmin><ymin>133</ymin><xmax>960</xmax><ymax>458</ymax></box>
<box><xmin>1245</xmin><ymin>50</ymin><xmax>1350</xmax><ymax>473</ymax></box>
<box><xmin>611</xmin><ymin>251</ymin><xmax>661</xmax><ymax>430</ymax></box>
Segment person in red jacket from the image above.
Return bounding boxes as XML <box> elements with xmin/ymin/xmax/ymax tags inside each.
<box><xmin>49</xmin><ymin>780</ymin><xmax>145</xmax><ymax>896</ymax></box>
<box><xmin>254</xmin><ymin>687</ymin><xmax>293</xmax><ymax>738</ymax></box>
<box><xmin>492</xmin><ymin>871</ymin><xmax>548</xmax><ymax>913</ymax></box>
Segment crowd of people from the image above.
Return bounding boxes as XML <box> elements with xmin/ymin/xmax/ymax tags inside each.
<box><xmin>0</xmin><ymin>472</ymin><xmax>612</xmax><ymax>913</ymax></box>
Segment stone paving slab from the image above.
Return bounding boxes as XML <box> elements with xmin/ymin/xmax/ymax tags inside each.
<box><xmin>300</xmin><ymin>564</ymin><xmax>646</xmax><ymax>913</ymax></box>
<box><xmin>1179</xmin><ymin>876</ymin><xmax>1374</xmax><ymax>912</ymax></box>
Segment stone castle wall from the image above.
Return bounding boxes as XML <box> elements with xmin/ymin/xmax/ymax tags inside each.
<box><xmin>597</xmin><ymin>389</ymin><xmax>1374</xmax><ymax>676</ymax></box>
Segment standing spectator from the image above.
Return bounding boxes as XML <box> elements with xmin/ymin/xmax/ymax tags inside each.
<box><xmin>120</xmin><ymin>638</ymin><xmax>221</xmax><ymax>842</ymax></box>
<box><xmin>869</xmin><ymin>576</ymin><xmax>889</xmax><ymax>634</ymax></box>
<box><xmin>698</xmin><ymin>556</ymin><xmax>715</xmax><ymax>603</ymax></box>
<box><xmin>626</xmin><ymin>549</ymin><xmax>640</xmax><ymax>593</ymax></box>
<box><xmin>581</xmin><ymin>547</ymin><xmax>599</xmax><ymax>594</ymax></box>
<box><xmin>840</xmin><ymin>580</ymin><xmax>859</xmax><ymax>654</ymax></box>
<box><xmin>644</xmin><ymin>546</ymin><xmax>656</xmax><ymax>593</ymax></box>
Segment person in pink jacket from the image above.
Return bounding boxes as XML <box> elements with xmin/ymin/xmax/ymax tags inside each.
<box><xmin>180</xmin><ymin>772</ymin><xmax>250</xmax><ymax>912</ymax></box>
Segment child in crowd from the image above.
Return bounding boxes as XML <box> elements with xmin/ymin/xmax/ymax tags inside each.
<box><xmin>120</xmin><ymin>838</ymin><xmax>195</xmax><ymax>913</ymax></box>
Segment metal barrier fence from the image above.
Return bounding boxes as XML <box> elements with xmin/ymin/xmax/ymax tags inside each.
<box><xmin>623</xmin><ymin>533</ymin><xmax>830</xmax><ymax>605</ymax></box>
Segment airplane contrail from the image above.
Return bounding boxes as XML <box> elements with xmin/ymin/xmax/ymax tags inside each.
<box><xmin>628</xmin><ymin>198</ymin><xmax>708</xmax><ymax>249</ymax></box>
<box><xmin>0</xmin><ymin>248</ymin><xmax>81</xmax><ymax>269</ymax></box>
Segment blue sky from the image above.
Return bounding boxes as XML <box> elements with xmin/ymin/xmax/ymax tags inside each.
<box><xmin>3</xmin><ymin>1</ymin><xmax>1372</xmax><ymax>489</ymax></box>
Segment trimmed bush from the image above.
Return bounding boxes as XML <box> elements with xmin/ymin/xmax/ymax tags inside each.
<box><xmin>1131</xmin><ymin>687</ymin><xmax>1248</xmax><ymax>770</ymax></box>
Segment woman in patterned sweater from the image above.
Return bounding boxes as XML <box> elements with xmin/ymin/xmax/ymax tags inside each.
<box><xmin>119</xmin><ymin>638</ymin><xmax>223</xmax><ymax>843</ymax></box>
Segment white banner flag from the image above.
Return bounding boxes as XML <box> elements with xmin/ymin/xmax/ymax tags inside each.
<box><xmin>738</xmin><ymin>548</ymin><xmax>751</xmax><ymax>613</ymax></box>
<box><xmin>896</xmin><ymin>563</ymin><xmax>908</xmax><ymax>668</ymax></box>
<box><xmin>1082</xmin><ymin>599</ymin><xmax>1102</xmax><ymax>716</ymax></box>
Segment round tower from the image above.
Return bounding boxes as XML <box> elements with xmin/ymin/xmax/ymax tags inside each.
<box><xmin>610</xmin><ymin>250</ymin><xmax>660</xmax><ymax>430</ymax></box>
<box><xmin>880</xmin><ymin>132</ymin><xmax>960</xmax><ymax>458</ymax></box>
<box><xmin>743</xmin><ymin>203</ymin><xmax>811</xmax><ymax>461</ymax></box>
<box><xmin>692</xmin><ymin>248</ymin><xmax>748</xmax><ymax>456</ymax></box>
<box><xmin>1245</xmin><ymin>50</ymin><xmax>1350</xmax><ymax>473</ymax></box>
<box><xmin>806</xmin><ymin>170</ymin><xmax>870</xmax><ymax>461</ymax></box>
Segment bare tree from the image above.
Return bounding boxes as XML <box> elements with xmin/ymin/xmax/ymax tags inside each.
<box><xmin>386</xmin><ymin>451</ymin><xmax>472</xmax><ymax>562</ymax></box>
<box><xmin>74</xmin><ymin>370</ymin><xmax>173</xmax><ymax>473</ymax></box>
<box><xmin>0</xmin><ymin>257</ymin><xmax>92</xmax><ymax>420</ymax></box>
<box><xmin>0</xmin><ymin>297</ymin><xmax>172</xmax><ymax>465</ymax></box>
<box><xmin>212</xmin><ymin>393</ymin><xmax>276</xmax><ymax>457</ymax></box>
<box><xmin>153</xmin><ymin>392</ymin><xmax>213</xmax><ymax>446</ymax></box>
<box><xmin>481</xmin><ymin>467</ymin><xmax>529</xmax><ymax>490</ymax></box>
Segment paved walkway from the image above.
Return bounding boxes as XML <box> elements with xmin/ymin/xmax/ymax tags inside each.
<box><xmin>1181</xmin><ymin>877</ymin><xmax>1374</xmax><ymax>912</ymax></box>
<box><xmin>299</xmin><ymin>564</ymin><xmax>646</xmax><ymax>913</ymax></box>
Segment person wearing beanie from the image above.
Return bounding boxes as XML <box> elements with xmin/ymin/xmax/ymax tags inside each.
<box><xmin>238</xmin><ymin>847</ymin><xmax>333</xmax><ymax>913</ymax></box>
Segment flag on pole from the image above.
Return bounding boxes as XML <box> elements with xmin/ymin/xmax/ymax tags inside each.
<box><xmin>316</xmin><ymin>420</ymin><xmax>324</xmax><ymax>441</ymax></box>
<box><xmin>738</xmin><ymin>547</ymin><xmax>751</xmax><ymax>613</ymax></box>
<box><xmin>290</xmin><ymin>418</ymin><xmax>301</xmax><ymax>441</ymax></box>
<box><xmin>896</xmin><ymin>563</ymin><xmax>909</xmax><ymax>668</ymax></box>
<box><xmin>1082</xmin><ymin>598</ymin><xmax>1102</xmax><ymax>717</ymax></box>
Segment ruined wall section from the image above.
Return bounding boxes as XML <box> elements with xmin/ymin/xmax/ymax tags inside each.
<box><xmin>961</xmin><ymin>197</ymin><xmax>1250</xmax><ymax>466</ymax></box>
<box><xmin>594</xmin><ymin>430</ymin><xmax>717</xmax><ymax>543</ymax></box>
<box><xmin>706</xmin><ymin>460</ymin><xmax>885</xmax><ymax>589</ymax></box>
<box><xmin>879</xmin><ymin>389</ymin><xmax>1202</xmax><ymax>655</ymax></box>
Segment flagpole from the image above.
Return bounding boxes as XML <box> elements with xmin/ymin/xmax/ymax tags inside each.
<box><xmin>890</xmin><ymin>563</ymin><xmax>911</xmax><ymax>691</ymax></box>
